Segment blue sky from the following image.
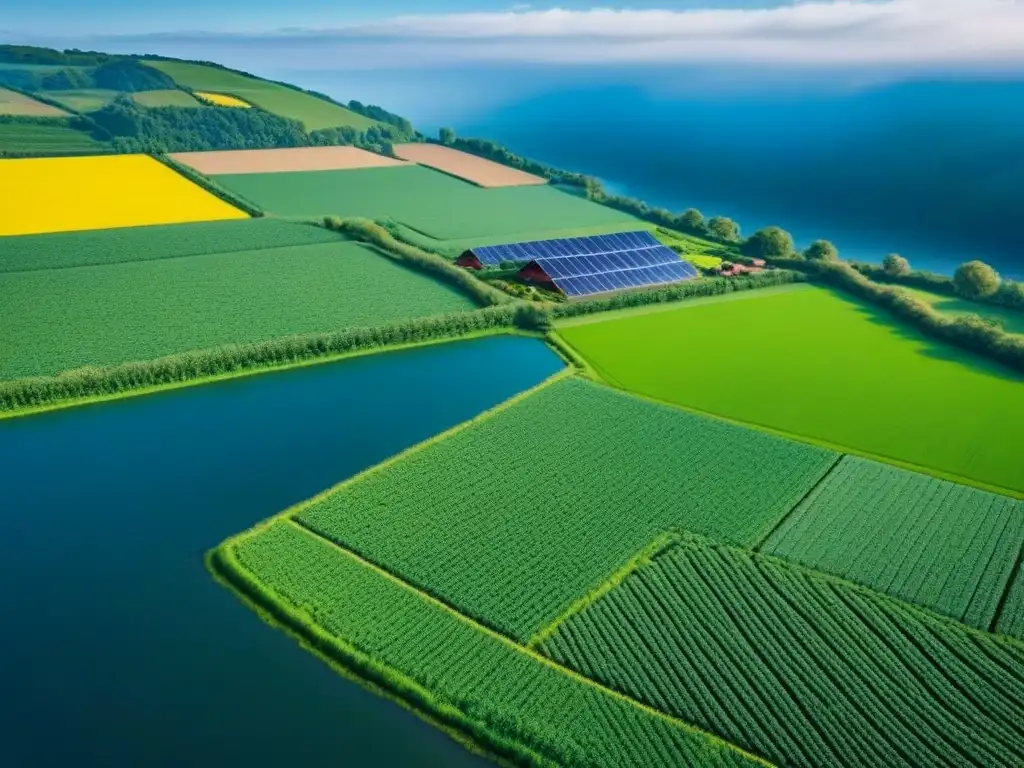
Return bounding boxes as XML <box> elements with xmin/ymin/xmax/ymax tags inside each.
<box><xmin>5</xmin><ymin>1</ymin><xmax>1023</xmax><ymax>73</ymax></box>
<box><xmin>5</xmin><ymin>1</ymin><xmax>773</xmax><ymax>35</ymax></box>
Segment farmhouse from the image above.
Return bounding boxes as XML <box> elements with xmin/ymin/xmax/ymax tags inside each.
<box><xmin>458</xmin><ymin>231</ymin><xmax>698</xmax><ymax>297</ymax></box>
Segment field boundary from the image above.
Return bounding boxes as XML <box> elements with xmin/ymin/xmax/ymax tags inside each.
<box><xmin>155</xmin><ymin>152</ymin><xmax>264</xmax><ymax>217</ymax></box>
<box><xmin>991</xmin><ymin>543</ymin><xmax>1024</xmax><ymax>634</ymax></box>
<box><xmin>527</xmin><ymin>531</ymin><xmax>678</xmax><ymax>649</ymax></box>
<box><xmin>557</xmin><ymin>332</ymin><xmax>1024</xmax><ymax>500</ymax></box>
<box><xmin>751</xmin><ymin>453</ymin><xmax>846</xmax><ymax>550</ymax></box>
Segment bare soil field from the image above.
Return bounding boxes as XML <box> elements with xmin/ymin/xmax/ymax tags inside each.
<box><xmin>392</xmin><ymin>143</ymin><xmax>548</xmax><ymax>188</ymax></box>
<box><xmin>0</xmin><ymin>88</ymin><xmax>69</xmax><ymax>117</ymax></box>
<box><xmin>169</xmin><ymin>146</ymin><xmax>408</xmax><ymax>175</ymax></box>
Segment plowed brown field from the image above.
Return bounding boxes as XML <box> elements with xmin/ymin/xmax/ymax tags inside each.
<box><xmin>0</xmin><ymin>88</ymin><xmax>69</xmax><ymax>117</ymax></box>
<box><xmin>168</xmin><ymin>146</ymin><xmax>408</xmax><ymax>175</ymax></box>
<box><xmin>392</xmin><ymin>143</ymin><xmax>547</xmax><ymax>188</ymax></box>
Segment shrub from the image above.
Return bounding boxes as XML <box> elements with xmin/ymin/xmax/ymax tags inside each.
<box><xmin>804</xmin><ymin>239</ymin><xmax>839</xmax><ymax>262</ymax></box>
<box><xmin>882</xmin><ymin>253</ymin><xmax>911</xmax><ymax>277</ymax></box>
<box><xmin>706</xmin><ymin>216</ymin><xmax>741</xmax><ymax>243</ymax></box>
<box><xmin>743</xmin><ymin>227</ymin><xmax>796</xmax><ymax>260</ymax></box>
<box><xmin>953</xmin><ymin>260</ymin><xmax>1002</xmax><ymax>300</ymax></box>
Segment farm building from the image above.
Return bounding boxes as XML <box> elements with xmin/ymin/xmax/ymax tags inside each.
<box><xmin>458</xmin><ymin>231</ymin><xmax>699</xmax><ymax>297</ymax></box>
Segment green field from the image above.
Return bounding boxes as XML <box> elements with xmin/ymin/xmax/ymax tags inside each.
<box><xmin>762</xmin><ymin>456</ymin><xmax>1023</xmax><ymax>630</ymax></box>
<box><xmin>0</xmin><ymin>218</ymin><xmax>341</xmax><ymax>273</ymax></box>
<box><xmin>896</xmin><ymin>285</ymin><xmax>1024</xmax><ymax>335</ymax></box>
<box><xmin>44</xmin><ymin>89</ymin><xmax>119</xmax><ymax>112</ymax></box>
<box><xmin>144</xmin><ymin>60</ymin><xmax>376</xmax><ymax>131</ymax></box>
<box><xmin>220</xmin><ymin>520</ymin><xmax>758</xmax><ymax>768</ymax></box>
<box><xmin>559</xmin><ymin>284</ymin><xmax>1024</xmax><ymax>495</ymax></box>
<box><xmin>540</xmin><ymin>535</ymin><xmax>1024</xmax><ymax>768</ymax></box>
<box><xmin>131</xmin><ymin>89</ymin><xmax>202</xmax><ymax>108</ymax></box>
<box><xmin>215</xmin><ymin>165</ymin><xmax>641</xmax><ymax>243</ymax></box>
<box><xmin>0</xmin><ymin>241</ymin><xmax>478</xmax><ymax>380</ymax></box>
<box><xmin>297</xmin><ymin>377</ymin><xmax>837</xmax><ymax>640</ymax></box>
<box><xmin>0</xmin><ymin>119</ymin><xmax>107</xmax><ymax>153</ymax></box>
<box><xmin>999</xmin><ymin>572</ymin><xmax>1024</xmax><ymax>638</ymax></box>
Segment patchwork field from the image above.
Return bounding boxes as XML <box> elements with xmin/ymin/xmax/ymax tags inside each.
<box><xmin>0</xmin><ymin>241</ymin><xmax>478</xmax><ymax>380</ymax></box>
<box><xmin>0</xmin><ymin>87</ymin><xmax>67</xmax><ymax>116</ymax></box>
<box><xmin>0</xmin><ymin>154</ymin><xmax>246</xmax><ymax>236</ymax></box>
<box><xmin>0</xmin><ymin>219</ymin><xmax>340</xmax><ymax>273</ymax></box>
<box><xmin>43</xmin><ymin>88</ymin><xmax>119</xmax><ymax>112</ymax></box>
<box><xmin>559</xmin><ymin>284</ymin><xmax>1024</xmax><ymax>495</ymax></box>
<box><xmin>131</xmin><ymin>89</ymin><xmax>202</xmax><ymax>108</ymax></box>
<box><xmin>762</xmin><ymin>456</ymin><xmax>1024</xmax><ymax>630</ymax></box>
<box><xmin>144</xmin><ymin>60</ymin><xmax>377</xmax><ymax>131</ymax></box>
<box><xmin>170</xmin><ymin>146</ymin><xmax>406</xmax><ymax>175</ymax></box>
<box><xmin>540</xmin><ymin>535</ymin><xmax>1024</xmax><ymax>768</ymax></box>
<box><xmin>195</xmin><ymin>91</ymin><xmax>250</xmax><ymax>108</ymax></box>
<box><xmin>296</xmin><ymin>377</ymin><xmax>838</xmax><ymax>641</ymax></box>
<box><xmin>214</xmin><ymin>165</ymin><xmax>640</xmax><ymax>242</ymax></box>
<box><xmin>392</xmin><ymin>142</ymin><xmax>547</xmax><ymax>187</ymax></box>
<box><xmin>219</xmin><ymin>520</ymin><xmax>759</xmax><ymax>768</ymax></box>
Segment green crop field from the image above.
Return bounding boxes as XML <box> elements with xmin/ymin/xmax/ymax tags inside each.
<box><xmin>0</xmin><ymin>241</ymin><xmax>478</xmax><ymax>380</ymax></box>
<box><xmin>0</xmin><ymin>119</ymin><xmax>107</xmax><ymax>153</ymax></box>
<box><xmin>540</xmin><ymin>535</ymin><xmax>1024</xmax><ymax>768</ymax></box>
<box><xmin>762</xmin><ymin>456</ymin><xmax>1024</xmax><ymax>630</ymax></box>
<box><xmin>44</xmin><ymin>89</ymin><xmax>120</xmax><ymax>112</ymax></box>
<box><xmin>559</xmin><ymin>284</ymin><xmax>1024</xmax><ymax>495</ymax></box>
<box><xmin>144</xmin><ymin>60</ymin><xmax>377</xmax><ymax>131</ymax></box>
<box><xmin>0</xmin><ymin>219</ymin><xmax>342</xmax><ymax>273</ymax></box>
<box><xmin>214</xmin><ymin>165</ymin><xmax>641</xmax><ymax>243</ymax></box>
<box><xmin>220</xmin><ymin>520</ymin><xmax>758</xmax><ymax>768</ymax></box>
<box><xmin>998</xmin><ymin>573</ymin><xmax>1024</xmax><ymax>639</ymax></box>
<box><xmin>131</xmin><ymin>89</ymin><xmax>202</xmax><ymax>108</ymax></box>
<box><xmin>297</xmin><ymin>377</ymin><xmax>837</xmax><ymax>640</ymax></box>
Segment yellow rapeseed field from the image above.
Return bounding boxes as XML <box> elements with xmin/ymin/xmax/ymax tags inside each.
<box><xmin>0</xmin><ymin>154</ymin><xmax>248</xmax><ymax>236</ymax></box>
<box><xmin>196</xmin><ymin>92</ymin><xmax>251</xmax><ymax>108</ymax></box>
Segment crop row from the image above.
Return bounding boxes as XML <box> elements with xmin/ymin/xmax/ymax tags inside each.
<box><xmin>225</xmin><ymin>520</ymin><xmax>759</xmax><ymax>768</ymax></box>
<box><xmin>1</xmin><ymin>241</ymin><xmax>477</xmax><ymax>380</ymax></box>
<box><xmin>539</xmin><ymin>535</ymin><xmax>1024</xmax><ymax>768</ymax></box>
<box><xmin>763</xmin><ymin>456</ymin><xmax>1024</xmax><ymax>630</ymax></box>
<box><xmin>298</xmin><ymin>377</ymin><xmax>838</xmax><ymax>641</ymax></box>
<box><xmin>0</xmin><ymin>218</ymin><xmax>340</xmax><ymax>274</ymax></box>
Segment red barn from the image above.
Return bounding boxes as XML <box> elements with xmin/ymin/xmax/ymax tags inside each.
<box><xmin>456</xmin><ymin>251</ymin><xmax>485</xmax><ymax>269</ymax></box>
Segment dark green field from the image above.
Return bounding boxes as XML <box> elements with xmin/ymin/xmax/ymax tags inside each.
<box><xmin>0</xmin><ymin>218</ymin><xmax>341</xmax><ymax>273</ymax></box>
<box><xmin>0</xmin><ymin>119</ymin><xmax>107</xmax><ymax>153</ymax></box>
<box><xmin>213</xmin><ymin>165</ymin><xmax>640</xmax><ymax>243</ymax></box>
<box><xmin>1</xmin><ymin>241</ymin><xmax>478</xmax><ymax>380</ymax></box>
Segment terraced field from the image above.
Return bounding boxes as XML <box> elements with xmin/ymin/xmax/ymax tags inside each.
<box><xmin>297</xmin><ymin>377</ymin><xmax>838</xmax><ymax>640</ymax></box>
<box><xmin>762</xmin><ymin>456</ymin><xmax>1024</xmax><ymax>630</ymax></box>
<box><xmin>560</xmin><ymin>284</ymin><xmax>1024</xmax><ymax>495</ymax></box>
<box><xmin>1</xmin><ymin>241</ymin><xmax>478</xmax><ymax>380</ymax></box>
<box><xmin>214</xmin><ymin>165</ymin><xmax>640</xmax><ymax>243</ymax></box>
<box><xmin>144</xmin><ymin>60</ymin><xmax>376</xmax><ymax>130</ymax></box>
<box><xmin>539</xmin><ymin>535</ymin><xmax>1024</xmax><ymax>768</ymax></box>
<box><xmin>221</xmin><ymin>520</ymin><xmax>759</xmax><ymax>768</ymax></box>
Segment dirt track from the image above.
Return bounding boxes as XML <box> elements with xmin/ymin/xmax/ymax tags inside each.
<box><xmin>392</xmin><ymin>143</ymin><xmax>547</xmax><ymax>188</ymax></box>
<box><xmin>169</xmin><ymin>146</ymin><xmax>409</xmax><ymax>175</ymax></box>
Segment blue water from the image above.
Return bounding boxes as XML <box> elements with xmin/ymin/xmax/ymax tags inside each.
<box><xmin>0</xmin><ymin>336</ymin><xmax>563</xmax><ymax>767</ymax></box>
<box><xmin>286</xmin><ymin>65</ymin><xmax>1024</xmax><ymax>280</ymax></box>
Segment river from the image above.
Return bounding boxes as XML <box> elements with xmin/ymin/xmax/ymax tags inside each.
<box><xmin>0</xmin><ymin>336</ymin><xmax>563</xmax><ymax>767</ymax></box>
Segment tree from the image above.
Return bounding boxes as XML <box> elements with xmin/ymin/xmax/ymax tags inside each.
<box><xmin>995</xmin><ymin>280</ymin><xmax>1024</xmax><ymax>307</ymax></box>
<box><xmin>678</xmin><ymin>208</ymin><xmax>704</xmax><ymax>232</ymax></box>
<box><xmin>439</xmin><ymin>126</ymin><xmax>456</xmax><ymax>145</ymax></box>
<box><xmin>953</xmin><ymin>260</ymin><xmax>1001</xmax><ymax>299</ymax></box>
<box><xmin>743</xmin><ymin>226</ymin><xmax>795</xmax><ymax>259</ymax></box>
<box><xmin>804</xmin><ymin>239</ymin><xmax>839</xmax><ymax>262</ymax></box>
<box><xmin>882</xmin><ymin>253</ymin><xmax>911</xmax><ymax>277</ymax></box>
<box><xmin>706</xmin><ymin>216</ymin><xmax>740</xmax><ymax>243</ymax></box>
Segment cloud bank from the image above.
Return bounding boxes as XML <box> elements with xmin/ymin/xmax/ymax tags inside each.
<box><xmin>89</xmin><ymin>1</ymin><xmax>1024</xmax><ymax>70</ymax></box>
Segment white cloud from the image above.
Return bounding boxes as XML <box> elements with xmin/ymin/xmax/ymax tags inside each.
<box><xmin>89</xmin><ymin>1</ymin><xmax>1024</xmax><ymax>70</ymax></box>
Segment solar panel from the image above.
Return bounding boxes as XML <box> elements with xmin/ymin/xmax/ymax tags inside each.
<box><xmin>472</xmin><ymin>230</ymin><xmax>698</xmax><ymax>296</ymax></box>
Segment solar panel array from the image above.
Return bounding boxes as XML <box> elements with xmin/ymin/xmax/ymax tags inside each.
<box><xmin>472</xmin><ymin>231</ymin><xmax>698</xmax><ymax>297</ymax></box>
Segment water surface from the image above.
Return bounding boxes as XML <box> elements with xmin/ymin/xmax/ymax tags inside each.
<box><xmin>0</xmin><ymin>335</ymin><xmax>563</xmax><ymax>767</ymax></box>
